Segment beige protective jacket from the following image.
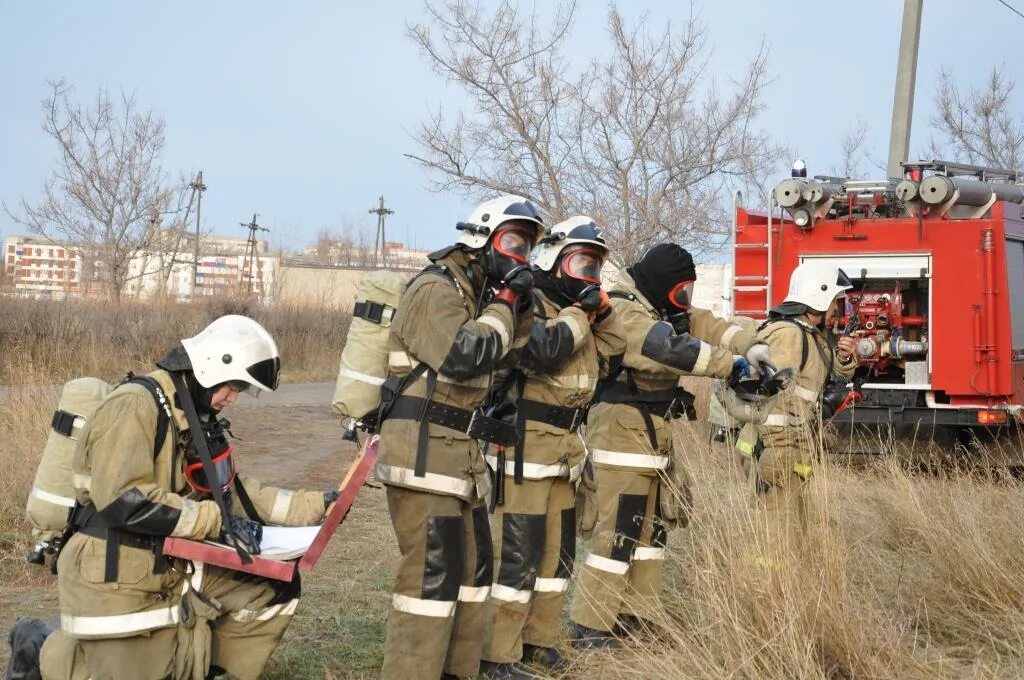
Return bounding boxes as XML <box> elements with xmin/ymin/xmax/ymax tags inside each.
<box><xmin>60</xmin><ymin>368</ymin><xmax>325</xmax><ymax>639</ymax></box>
<box><xmin>755</xmin><ymin>315</ymin><xmax>857</xmax><ymax>453</ymax></box>
<box><xmin>376</xmin><ymin>248</ymin><xmax>529</xmax><ymax>500</ymax></box>
<box><xmin>587</xmin><ymin>270</ymin><xmax>760</xmax><ymax>474</ymax></box>
<box><xmin>488</xmin><ymin>290</ymin><xmax>627</xmax><ymax>480</ymax></box>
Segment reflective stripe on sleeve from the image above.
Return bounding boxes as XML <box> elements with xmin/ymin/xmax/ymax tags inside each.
<box><xmin>533</xmin><ymin>577</ymin><xmax>569</xmax><ymax>593</ymax></box>
<box><xmin>490</xmin><ymin>584</ymin><xmax>533</xmax><ymax>604</ymax></box>
<box><xmin>230</xmin><ymin>599</ymin><xmax>299</xmax><ymax>623</ymax></box>
<box><xmin>458</xmin><ymin>585</ymin><xmax>490</xmax><ymax>603</ymax></box>
<box><xmin>692</xmin><ymin>341</ymin><xmax>712</xmax><ymax>374</ymax></box>
<box><xmin>391</xmin><ymin>594</ymin><xmax>456</xmax><ymax>618</ymax></box>
<box><xmin>561</xmin><ymin>315</ymin><xmax>586</xmax><ymax>352</ymax></box>
<box><xmin>374</xmin><ymin>463</ymin><xmax>475</xmax><ymax>499</ymax></box>
<box><xmin>29</xmin><ymin>486</ymin><xmax>76</xmax><ymax>508</ymax></box>
<box><xmin>388</xmin><ymin>351</ymin><xmax>490</xmax><ymax>388</ymax></box>
<box><xmin>478</xmin><ymin>314</ymin><xmax>511</xmax><ymax>353</ymax></box>
<box><xmin>590</xmin><ymin>449</ymin><xmax>669</xmax><ymax>470</ymax></box>
<box><xmin>720</xmin><ymin>325</ymin><xmax>742</xmax><ymax>347</ymax></box>
<box><xmin>584</xmin><ymin>553</ymin><xmax>630</xmax><ymax>575</ymax></box>
<box><xmin>337</xmin><ymin>367</ymin><xmax>386</xmax><ymax>386</ymax></box>
<box><xmin>633</xmin><ymin>547</ymin><xmax>666</xmax><ymax>561</ymax></box>
<box><xmin>269</xmin><ymin>490</ymin><xmax>295</xmax><ymax>525</ymax></box>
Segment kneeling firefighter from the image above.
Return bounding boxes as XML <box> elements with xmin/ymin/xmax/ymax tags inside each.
<box><xmin>738</xmin><ymin>262</ymin><xmax>857</xmax><ymax>535</ymax></box>
<box><xmin>568</xmin><ymin>243</ymin><xmax>771</xmax><ymax>647</ymax></box>
<box><xmin>479</xmin><ymin>216</ymin><xmax>626</xmax><ymax>678</ymax></box>
<box><xmin>8</xmin><ymin>315</ymin><xmax>336</xmax><ymax>680</ymax></box>
<box><xmin>375</xmin><ymin>195</ymin><xmax>543</xmax><ymax>680</ymax></box>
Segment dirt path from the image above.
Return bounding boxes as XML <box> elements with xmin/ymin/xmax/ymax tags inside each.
<box><xmin>0</xmin><ymin>383</ymin><xmax>399</xmax><ymax>677</ymax></box>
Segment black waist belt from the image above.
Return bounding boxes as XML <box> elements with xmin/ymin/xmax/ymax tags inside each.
<box><xmin>387</xmin><ymin>396</ymin><xmax>474</xmax><ymax>432</ymax></box>
<box><xmin>519</xmin><ymin>399</ymin><xmax>586</xmax><ymax>432</ymax></box>
<box><xmin>72</xmin><ymin>505</ymin><xmax>167</xmax><ymax>582</ymax></box>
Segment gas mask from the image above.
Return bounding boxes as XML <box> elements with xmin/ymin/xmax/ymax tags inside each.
<box><xmin>664</xmin><ymin>279</ymin><xmax>695</xmax><ymax>334</ymax></box>
<box><xmin>556</xmin><ymin>245</ymin><xmax>604</xmax><ymax>310</ymax></box>
<box><xmin>482</xmin><ymin>224</ymin><xmax>535</xmax><ymax>293</ymax></box>
<box><xmin>184</xmin><ymin>417</ymin><xmax>236</xmax><ymax>496</ymax></box>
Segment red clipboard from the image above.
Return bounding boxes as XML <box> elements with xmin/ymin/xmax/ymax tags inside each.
<box><xmin>163</xmin><ymin>435</ymin><xmax>378</xmax><ymax>581</ymax></box>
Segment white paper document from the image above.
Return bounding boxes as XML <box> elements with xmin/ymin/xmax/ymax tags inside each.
<box><xmin>257</xmin><ymin>525</ymin><xmax>321</xmax><ymax>560</ymax></box>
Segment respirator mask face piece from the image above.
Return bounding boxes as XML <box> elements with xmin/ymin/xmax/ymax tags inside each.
<box><xmin>667</xmin><ymin>280</ymin><xmax>695</xmax><ymax>311</ymax></box>
<box><xmin>558</xmin><ymin>246</ymin><xmax>603</xmax><ymax>307</ymax></box>
<box><xmin>484</xmin><ymin>224</ymin><xmax>536</xmax><ymax>292</ymax></box>
<box><xmin>184</xmin><ymin>446</ymin><xmax>237</xmax><ymax>495</ymax></box>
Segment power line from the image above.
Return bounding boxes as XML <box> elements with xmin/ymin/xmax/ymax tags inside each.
<box><xmin>996</xmin><ymin>0</ymin><xmax>1024</xmax><ymax>20</ymax></box>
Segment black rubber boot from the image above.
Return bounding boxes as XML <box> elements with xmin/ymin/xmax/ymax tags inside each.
<box><xmin>569</xmin><ymin>623</ymin><xmax>622</xmax><ymax>650</ymax></box>
<box><xmin>479</xmin><ymin>659</ymin><xmax>536</xmax><ymax>679</ymax></box>
<box><xmin>5</xmin><ymin>617</ymin><xmax>53</xmax><ymax>680</ymax></box>
<box><xmin>522</xmin><ymin>643</ymin><xmax>567</xmax><ymax>670</ymax></box>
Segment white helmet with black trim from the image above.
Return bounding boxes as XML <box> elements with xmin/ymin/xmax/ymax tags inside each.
<box><xmin>455</xmin><ymin>194</ymin><xmax>545</xmax><ymax>250</ymax></box>
<box><xmin>781</xmin><ymin>262</ymin><xmax>853</xmax><ymax>313</ymax></box>
<box><xmin>533</xmin><ymin>215</ymin><xmax>608</xmax><ymax>272</ymax></box>
<box><xmin>181</xmin><ymin>315</ymin><xmax>280</xmax><ymax>392</ymax></box>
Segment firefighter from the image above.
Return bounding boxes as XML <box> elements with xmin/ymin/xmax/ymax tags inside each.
<box><xmin>479</xmin><ymin>217</ymin><xmax>626</xmax><ymax>678</ymax></box>
<box><xmin>6</xmin><ymin>315</ymin><xmax>334</xmax><ymax>680</ymax></box>
<box><xmin>375</xmin><ymin>195</ymin><xmax>543</xmax><ymax>680</ymax></box>
<box><xmin>741</xmin><ymin>262</ymin><xmax>858</xmax><ymax>533</ymax></box>
<box><xmin>568</xmin><ymin>243</ymin><xmax>770</xmax><ymax>647</ymax></box>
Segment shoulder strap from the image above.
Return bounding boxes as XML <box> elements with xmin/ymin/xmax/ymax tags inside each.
<box><xmin>123</xmin><ymin>376</ymin><xmax>173</xmax><ymax>459</ymax></box>
<box><xmin>758</xmin><ymin>318</ymin><xmax>811</xmax><ymax>372</ymax></box>
<box><xmin>608</xmin><ymin>290</ymin><xmax>635</xmax><ymax>301</ymax></box>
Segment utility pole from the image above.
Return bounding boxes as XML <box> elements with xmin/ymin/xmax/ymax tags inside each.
<box><xmin>240</xmin><ymin>213</ymin><xmax>270</xmax><ymax>295</ymax></box>
<box><xmin>369</xmin><ymin>195</ymin><xmax>394</xmax><ymax>268</ymax></box>
<box><xmin>886</xmin><ymin>0</ymin><xmax>924</xmax><ymax>179</ymax></box>
<box><xmin>190</xmin><ymin>171</ymin><xmax>207</xmax><ymax>297</ymax></box>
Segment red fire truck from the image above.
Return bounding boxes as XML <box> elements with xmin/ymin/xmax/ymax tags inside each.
<box><xmin>732</xmin><ymin>160</ymin><xmax>1024</xmax><ymax>433</ymax></box>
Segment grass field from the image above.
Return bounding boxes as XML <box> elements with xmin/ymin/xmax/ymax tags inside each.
<box><xmin>2</xmin><ymin>301</ymin><xmax>1024</xmax><ymax>678</ymax></box>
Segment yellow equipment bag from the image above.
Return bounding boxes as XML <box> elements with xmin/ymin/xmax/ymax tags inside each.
<box><xmin>331</xmin><ymin>270</ymin><xmax>410</xmax><ymax>426</ymax></box>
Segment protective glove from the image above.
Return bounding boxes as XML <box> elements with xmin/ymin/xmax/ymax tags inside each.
<box><xmin>221</xmin><ymin>517</ymin><xmax>263</xmax><ymax>555</ymax></box>
<box><xmin>732</xmin><ymin>355</ymin><xmax>751</xmax><ymax>379</ymax></box>
<box><xmin>745</xmin><ymin>343</ymin><xmax>772</xmax><ymax>374</ymax></box>
<box><xmin>323</xmin><ymin>490</ymin><xmax>340</xmax><ymax>509</ymax></box>
<box><xmin>503</xmin><ymin>265</ymin><xmax>534</xmax><ymax>296</ymax></box>
<box><xmin>576</xmin><ymin>286</ymin><xmax>602</xmax><ymax>312</ymax></box>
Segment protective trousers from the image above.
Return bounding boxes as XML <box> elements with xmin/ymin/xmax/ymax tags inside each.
<box><xmin>569</xmin><ymin>468</ymin><xmax>666</xmax><ymax>632</ymax></box>
<box><xmin>381</xmin><ymin>486</ymin><xmax>492</xmax><ymax>680</ymax></box>
<box><xmin>481</xmin><ymin>476</ymin><xmax>575</xmax><ymax>664</ymax></box>
<box><xmin>39</xmin><ymin>561</ymin><xmax>300</xmax><ymax>680</ymax></box>
<box><xmin>756</xmin><ymin>428</ymin><xmax>813</xmax><ymax>542</ymax></box>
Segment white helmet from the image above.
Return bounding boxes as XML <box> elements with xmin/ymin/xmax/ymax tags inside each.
<box><xmin>533</xmin><ymin>216</ymin><xmax>608</xmax><ymax>272</ymax></box>
<box><xmin>782</xmin><ymin>262</ymin><xmax>853</xmax><ymax>313</ymax></box>
<box><xmin>455</xmin><ymin>194</ymin><xmax>545</xmax><ymax>250</ymax></box>
<box><xmin>182</xmin><ymin>315</ymin><xmax>280</xmax><ymax>392</ymax></box>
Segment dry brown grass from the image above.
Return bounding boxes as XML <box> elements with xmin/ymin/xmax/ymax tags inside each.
<box><xmin>0</xmin><ymin>296</ymin><xmax>349</xmax><ymax>385</ymax></box>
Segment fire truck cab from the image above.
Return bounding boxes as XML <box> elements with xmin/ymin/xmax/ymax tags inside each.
<box><xmin>733</xmin><ymin>160</ymin><xmax>1024</xmax><ymax>434</ymax></box>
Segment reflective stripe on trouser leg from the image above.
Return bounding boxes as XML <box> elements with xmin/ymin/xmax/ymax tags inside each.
<box><xmin>570</xmin><ymin>469</ymin><xmax>658</xmax><ymax>632</ymax></box>
<box><xmin>381</xmin><ymin>486</ymin><xmax>465</xmax><ymax>680</ymax></box>
<box><xmin>483</xmin><ymin>476</ymin><xmax>551</xmax><ymax>664</ymax></box>
<box><xmin>444</xmin><ymin>498</ymin><xmax>493</xmax><ymax>678</ymax></box>
<box><xmin>621</xmin><ymin>479</ymin><xmax>668</xmax><ymax>621</ymax></box>
<box><xmin>201</xmin><ymin>563</ymin><xmax>302</xmax><ymax>680</ymax></box>
<box><xmin>522</xmin><ymin>478</ymin><xmax>576</xmax><ymax>649</ymax></box>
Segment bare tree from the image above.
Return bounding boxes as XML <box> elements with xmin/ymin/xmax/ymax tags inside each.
<box><xmin>5</xmin><ymin>80</ymin><xmax>187</xmax><ymax>301</ymax></box>
<box><xmin>928</xmin><ymin>66</ymin><xmax>1024</xmax><ymax>171</ymax></box>
<box><xmin>406</xmin><ymin>1</ymin><xmax>781</xmax><ymax>262</ymax></box>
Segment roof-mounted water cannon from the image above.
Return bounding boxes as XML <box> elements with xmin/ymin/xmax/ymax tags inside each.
<box><xmin>774</xmin><ymin>160</ymin><xmax>839</xmax><ymax>230</ymax></box>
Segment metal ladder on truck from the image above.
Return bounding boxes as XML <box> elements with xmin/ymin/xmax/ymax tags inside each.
<box><xmin>730</xmin><ymin>191</ymin><xmax>773</xmax><ymax>321</ymax></box>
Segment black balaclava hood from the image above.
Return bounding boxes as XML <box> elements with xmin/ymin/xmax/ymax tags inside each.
<box><xmin>156</xmin><ymin>343</ymin><xmax>218</xmax><ymax>415</ymax></box>
<box><xmin>627</xmin><ymin>243</ymin><xmax>697</xmax><ymax>312</ymax></box>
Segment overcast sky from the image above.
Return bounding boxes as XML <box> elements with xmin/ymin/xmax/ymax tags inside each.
<box><xmin>1</xmin><ymin>1</ymin><xmax>1021</xmax><ymax>254</ymax></box>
